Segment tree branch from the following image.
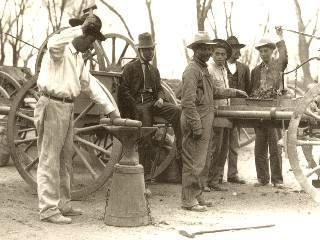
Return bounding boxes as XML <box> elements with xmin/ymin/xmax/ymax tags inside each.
<box><xmin>99</xmin><ymin>0</ymin><xmax>134</xmax><ymax>40</ymax></box>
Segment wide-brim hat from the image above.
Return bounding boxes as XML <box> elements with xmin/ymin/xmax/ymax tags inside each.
<box><xmin>212</xmin><ymin>38</ymin><xmax>232</xmax><ymax>60</ymax></box>
<box><xmin>69</xmin><ymin>14</ymin><xmax>106</xmax><ymax>41</ymax></box>
<box><xmin>226</xmin><ymin>36</ymin><xmax>245</xmax><ymax>49</ymax></box>
<box><xmin>187</xmin><ymin>31</ymin><xmax>215</xmax><ymax>49</ymax></box>
<box><xmin>255</xmin><ymin>38</ymin><xmax>276</xmax><ymax>50</ymax></box>
<box><xmin>136</xmin><ymin>32</ymin><xmax>156</xmax><ymax>49</ymax></box>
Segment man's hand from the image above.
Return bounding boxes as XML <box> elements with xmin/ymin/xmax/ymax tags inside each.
<box><xmin>109</xmin><ymin>110</ymin><xmax>121</xmax><ymax>120</ymax></box>
<box><xmin>82</xmin><ymin>15</ymin><xmax>97</xmax><ymax>35</ymax></box>
<box><xmin>235</xmin><ymin>89</ymin><xmax>248</xmax><ymax>98</ymax></box>
<box><xmin>275</xmin><ymin>26</ymin><xmax>284</xmax><ymax>38</ymax></box>
<box><xmin>192</xmin><ymin>128</ymin><xmax>202</xmax><ymax>140</ymax></box>
<box><xmin>154</xmin><ymin>98</ymin><xmax>164</xmax><ymax>108</ymax></box>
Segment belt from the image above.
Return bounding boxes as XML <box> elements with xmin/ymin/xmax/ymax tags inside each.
<box><xmin>41</xmin><ymin>92</ymin><xmax>74</xmax><ymax>103</ymax></box>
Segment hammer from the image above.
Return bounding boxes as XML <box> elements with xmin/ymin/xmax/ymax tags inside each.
<box><xmin>83</xmin><ymin>0</ymin><xmax>97</xmax><ymax>16</ymax></box>
<box><xmin>179</xmin><ymin>224</ymin><xmax>275</xmax><ymax>238</ymax></box>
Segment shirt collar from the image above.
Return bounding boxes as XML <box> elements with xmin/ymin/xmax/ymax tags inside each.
<box><xmin>212</xmin><ymin>61</ymin><xmax>226</xmax><ymax>71</ymax></box>
<box><xmin>193</xmin><ymin>56</ymin><xmax>207</xmax><ymax>68</ymax></box>
<box><xmin>69</xmin><ymin>43</ymin><xmax>78</xmax><ymax>55</ymax></box>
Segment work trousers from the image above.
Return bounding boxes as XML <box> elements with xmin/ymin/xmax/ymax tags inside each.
<box><xmin>181</xmin><ymin>111</ymin><xmax>214</xmax><ymax>208</ymax></box>
<box><xmin>34</xmin><ymin>96</ymin><xmax>74</xmax><ymax>220</ymax></box>
<box><xmin>135</xmin><ymin>101</ymin><xmax>182</xmax><ymax>176</ymax></box>
<box><xmin>254</xmin><ymin>127</ymin><xmax>283</xmax><ymax>184</ymax></box>
<box><xmin>203</xmin><ymin>127</ymin><xmax>240</xmax><ymax>186</ymax></box>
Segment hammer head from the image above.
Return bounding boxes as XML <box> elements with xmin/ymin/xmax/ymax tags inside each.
<box><xmin>83</xmin><ymin>1</ymin><xmax>97</xmax><ymax>14</ymax></box>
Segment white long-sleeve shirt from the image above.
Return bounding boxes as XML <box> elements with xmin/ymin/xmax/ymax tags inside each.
<box><xmin>208</xmin><ymin>61</ymin><xmax>230</xmax><ymax>106</ymax></box>
<box><xmin>37</xmin><ymin>26</ymin><xmax>116</xmax><ymax>114</ymax></box>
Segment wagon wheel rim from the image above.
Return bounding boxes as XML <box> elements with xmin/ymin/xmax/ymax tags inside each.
<box><xmin>93</xmin><ymin>33</ymin><xmax>138</xmax><ymax>72</ymax></box>
<box><xmin>239</xmin><ymin>128</ymin><xmax>255</xmax><ymax>148</ymax></box>
<box><xmin>287</xmin><ymin>84</ymin><xmax>320</xmax><ymax>202</ymax></box>
<box><xmin>7</xmin><ymin>78</ymin><xmax>123</xmax><ymax>199</ymax></box>
<box><xmin>0</xmin><ymin>71</ymin><xmax>22</xmax><ymax>98</ymax></box>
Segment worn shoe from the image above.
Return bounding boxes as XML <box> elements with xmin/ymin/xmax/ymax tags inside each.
<box><xmin>203</xmin><ymin>186</ymin><xmax>211</xmax><ymax>192</ymax></box>
<box><xmin>273</xmin><ymin>183</ymin><xmax>285</xmax><ymax>189</ymax></box>
<box><xmin>61</xmin><ymin>208</ymin><xmax>83</xmax><ymax>216</ymax></box>
<box><xmin>42</xmin><ymin>214</ymin><xmax>72</xmax><ymax>224</ymax></box>
<box><xmin>209</xmin><ymin>184</ymin><xmax>228</xmax><ymax>192</ymax></box>
<box><xmin>227</xmin><ymin>177</ymin><xmax>246</xmax><ymax>184</ymax></box>
<box><xmin>198</xmin><ymin>200</ymin><xmax>213</xmax><ymax>207</ymax></box>
<box><xmin>254</xmin><ymin>182</ymin><xmax>269</xmax><ymax>187</ymax></box>
<box><xmin>182</xmin><ymin>205</ymin><xmax>207</xmax><ymax>212</ymax></box>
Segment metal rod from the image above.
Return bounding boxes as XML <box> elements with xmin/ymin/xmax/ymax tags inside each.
<box><xmin>0</xmin><ymin>32</ymin><xmax>40</xmax><ymax>50</ymax></box>
<box><xmin>215</xmin><ymin>110</ymin><xmax>294</xmax><ymax>120</ymax></box>
<box><xmin>282</xmin><ymin>27</ymin><xmax>320</xmax><ymax>40</ymax></box>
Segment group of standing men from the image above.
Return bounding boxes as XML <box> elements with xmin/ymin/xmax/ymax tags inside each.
<box><xmin>34</xmin><ymin>10</ymin><xmax>288</xmax><ymax>224</ymax></box>
<box><xmin>179</xmin><ymin>27</ymin><xmax>287</xmax><ymax>211</ymax></box>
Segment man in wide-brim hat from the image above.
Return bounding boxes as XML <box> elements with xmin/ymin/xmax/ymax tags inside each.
<box><xmin>205</xmin><ymin>36</ymin><xmax>250</xmax><ymax>192</ymax></box>
<box><xmin>118</xmin><ymin>32</ymin><xmax>182</xmax><ymax>190</ymax></box>
<box><xmin>250</xmin><ymin>27</ymin><xmax>288</xmax><ymax>189</ymax></box>
<box><xmin>180</xmin><ymin>31</ymin><xmax>248</xmax><ymax>212</ymax></box>
<box><xmin>35</xmin><ymin>14</ymin><xmax>120</xmax><ymax>224</ymax></box>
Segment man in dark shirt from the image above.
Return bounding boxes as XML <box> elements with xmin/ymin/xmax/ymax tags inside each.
<box><xmin>119</xmin><ymin>32</ymin><xmax>181</xmax><ymax>183</ymax></box>
<box><xmin>250</xmin><ymin>27</ymin><xmax>288</xmax><ymax>188</ymax></box>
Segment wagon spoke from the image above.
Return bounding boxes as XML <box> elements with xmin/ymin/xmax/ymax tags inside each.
<box><xmin>306</xmin><ymin>165</ymin><xmax>320</xmax><ymax>178</ymax></box>
<box><xmin>74</xmin><ymin>102</ymin><xmax>95</xmax><ymax>124</ymax></box>
<box><xmin>296</xmin><ymin>139</ymin><xmax>320</xmax><ymax>146</ymax></box>
<box><xmin>18</xmin><ymin>127</ymin><xmax>36</xmax><ymax>133</ymax></box>
<box><xmin>14</xmin><ymin>136</ymin><xmax>38</xmax><ymax>145</ymax></box>
<box><xmin>117</xmin><ymin>43</ymin><xmax>129</xmax><ymax>65</ymax></box>
<box><xmin>74</xmin><ymin>135</ymin><xmax>110</xmax><ymax>156</ymax></box>
<box><xmin>99</xmin><ymin>44</ymin><xmax>111</xmax><ymax>66</ymax></box>
<box><xmin>241</xmin><ymin>128</ymin><xmax>251</xmax><ymax>139</ymax></box>
<box><xmin>25</xmin><ymin>157</ymin><xmax>39</xmax><ymax>172</ymax></box>
<box><xmin>72</xmin><ymin>143</ymin><xmax>99</xmax><ymax>180</ymax></box>
<box><xmin>112</xmin><ymin>37</ymin><xmax>116</xmax><ymax>64</ymax></box>
<box><xmin>23</xmin><ymin>140</ymin><xmax>36</xmax><ymax>152</ymax></box>
<box><xmin>16</xmin><ymin>111</ymin><xmax>34</xmax><ymax>122</ymax></box>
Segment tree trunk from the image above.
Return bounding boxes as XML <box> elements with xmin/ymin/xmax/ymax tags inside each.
<box><xmin>146</xmin><ymin>0</ymin><xmax>157</xmax><ymax>67</ymax></box>
<box><xmin>293</xmin><ymin>0</ymin><xmax>313</xmax><ymax>87</ymax></box>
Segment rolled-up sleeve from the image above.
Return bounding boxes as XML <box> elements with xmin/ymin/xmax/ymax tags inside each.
<box><xmin>80</xmin><ymin>63</ymin><xmax>117</xmax><ymax>115</ymax></box>
<box><xmin>181</xmin><ymin>68</ymin><xmax>202</xmax><ymax>131</ymax></box>
<box><xmin>47</xmin><ymin>26</ymin><xmax>83</xmax><ymax>62</ymax></box>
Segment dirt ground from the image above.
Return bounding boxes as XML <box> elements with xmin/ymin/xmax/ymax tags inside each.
<box><xmin>1</xmin><ymin>143</ymin><xmax>320</xmax><ymax>240</ymax></box>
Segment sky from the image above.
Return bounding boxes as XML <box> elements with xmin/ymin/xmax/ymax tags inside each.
<box><xmin>1</xmin><ymin>0</ymin><xmax>320</xmax><ymax>80</ymax></box>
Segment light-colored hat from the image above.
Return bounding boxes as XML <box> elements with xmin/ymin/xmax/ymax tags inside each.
<box><xmin>136</xmin><ymin>32</ymin><xmax>156</xmax><ymax>49</ymax></box>
<box><xmin>187</xmin><ymin>31</ymin><xmax>215</xmax><ymax>49</ymax></box>
<box><xmin>255</xmin><ymin>38</ymin><xmax>276</xmax><ymax>50</ymax></box>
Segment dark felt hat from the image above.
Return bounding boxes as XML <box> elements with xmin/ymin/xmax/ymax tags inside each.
<box><xmin>226</xmin><ymin>36</ymin><xmax>246</xmax><ymax>49</ymax></box>
<box><xmin>212</xmin><ymin>38</ymin><xmax>232</xmax><ymax>60</ymax></box>
<box><xmin>255</xmin><ymin>38</ymin><xmax>276</xmax><ymax>50</ymax></box>
<box><xmin>136</xmin><ymin>32</ymin><xmax>155</xmax><ymax>49</ymax></box>
<box><xmin>187</xmin><ymin>31</ymin><xmax>216</xmax><ymax>49</ymax></box>
<box><xmin>69</xmin><ymin>14</ymin><xmax>106</xmax><ymax>41</ymax></box>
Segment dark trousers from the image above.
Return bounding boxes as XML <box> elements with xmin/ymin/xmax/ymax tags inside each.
<box><xmin>135</xmin><ymin>101</ymin><xmax>182</xmax><ymax>175</ymax></box>
<box><xmin>254</xmin><ymin>127</ymin><xmax>283</xmax><ymax>184</ymax></box>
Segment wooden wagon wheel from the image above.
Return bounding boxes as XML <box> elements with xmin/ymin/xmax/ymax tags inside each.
<box><xmin>7</xmin><ymin>78</ymin><xmax>123</xmax><ymax>199</ymax></box>
<box><xmin>287</xmin><ymin>84</ymin><xmax>320</xmax><ymax>202</ymax></box>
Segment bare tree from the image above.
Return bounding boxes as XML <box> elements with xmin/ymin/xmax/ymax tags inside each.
<box><xmin>223</xmin><ymin>1</ymin><xmax>233</xmax><ymax>37</ymax></box>
<box><xmin>208</xmin><ymin>6</ymin><xmax>218</xmax><ymax>38</ymax></box>
<box><xmin>197</xmin><ymin>0</ymin><xmax>214</xmax><ymax>31</ymax></box>
<box><xmin>44</xmin><ymin>0</ymin><xmax>70</xmax><ymax>32</ymax></box>
<box><xmin>8</xmin><ymin>0</ymin><xmax>32</xmax><ymax>66</ymax></box>
<box><xmin>293</xmin><ymin>0</ymin><xmax>319</xmax><ymax>87</ymax></box>
<box><xmin>0</xmin><ymin>0</ymin><xmax>16</xmax><ymax>65</ymax></box>
<box><xmin>68</xmin><ymin>0</ymin><xmax>89</xmax><ymax>18</ymax></box>
<box><xmin>145</xmin><ymin>0</ymin><xmax>157</xmax><ymax>67</ymax></box>
<box><xmin>100</xmin><ymin>0</ymin><xmax>134</xmax><ymax>40</ymax></box>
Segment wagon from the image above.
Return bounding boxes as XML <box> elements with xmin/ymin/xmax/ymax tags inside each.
<box><xmin>0</xmin><ymin>30</ymin><xmax>179</xmax><ymax>199</ymax></box>
<box><xmin>214</xmin><ymin>77</ymin><xmax>320</xmax><ymax>202</ymax></box>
